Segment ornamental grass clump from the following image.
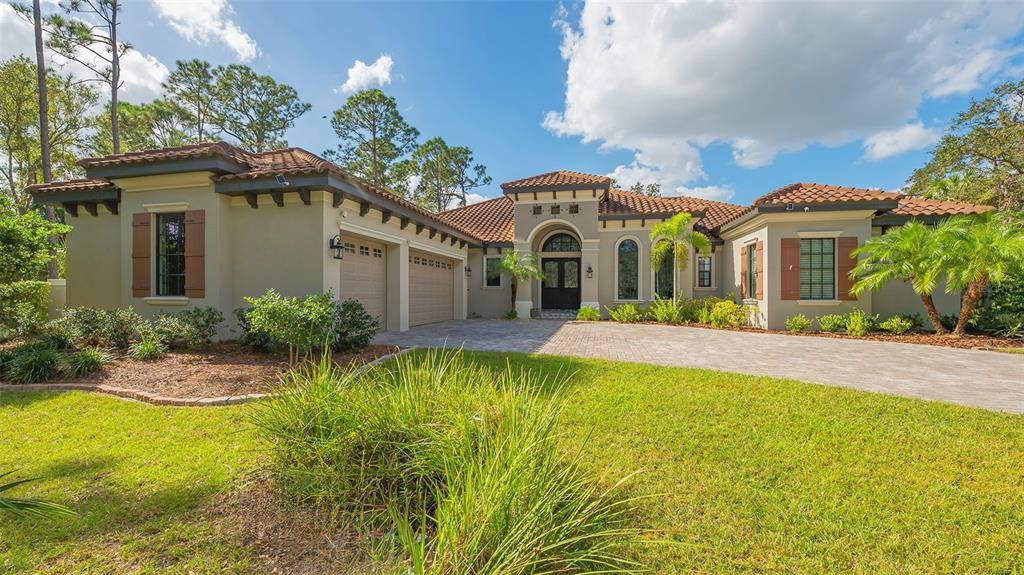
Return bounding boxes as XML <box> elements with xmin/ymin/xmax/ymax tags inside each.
<box><xmin>252</xmin><ymin>349</ymin><xmax>641</xmax><ymax>573</ymax></box>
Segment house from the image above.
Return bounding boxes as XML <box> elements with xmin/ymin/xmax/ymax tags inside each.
<box><xmin>28</xmin><ymin>142</ymin><xmax>992</xmax><ymax>334</ymax></box>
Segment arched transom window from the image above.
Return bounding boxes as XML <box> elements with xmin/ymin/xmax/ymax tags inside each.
<box><xmin>542</xmin><ymin>233</ymin><xmax>581</xmax><ymax>252</ymax></box>
<box><xmin>617</xmin><ymin>239</ymin><xmax>639</xmax><ymax>300</ymax></box>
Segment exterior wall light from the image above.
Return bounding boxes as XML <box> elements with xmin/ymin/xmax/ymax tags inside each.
<box><xmin>465</xmin><ymin>265</ymin><xmax>472</xmax><ymax>277</ymax></box>
<box><xmin>586</xmin><ymin>265</ymin><xmax>593</xmax><ymax>279</ymax></box>
<box><xmin>329</xmin><ymin>234</ymin><xmax>344</xmax><ymax>260</ymax></box>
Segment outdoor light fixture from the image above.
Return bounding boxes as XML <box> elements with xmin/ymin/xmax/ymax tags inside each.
<box><xmin>329</xmin><ymin>234</ymin><xmax>344</xmax><ymax>260</ymax></box>
<box><xmin>465</xmin><ymin>265</ymin><xmax>472</xmax><ymax>277</ymax></box>
<box><xmin>586</xmin><ymin>265</ymin><xmax>593</xmax><ymax>279</ymax></box>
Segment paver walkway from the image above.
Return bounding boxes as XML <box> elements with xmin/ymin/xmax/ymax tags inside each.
<box><xmin>375</xmin><ymin>319</ymin><xmax>1024</xmax><ymax>413</ymax></box>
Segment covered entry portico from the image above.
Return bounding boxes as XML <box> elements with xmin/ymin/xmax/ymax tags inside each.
<box><xmin>514</xmin><ymin>219</ymin><xmax>600</xmax><ymax>317</ymax></box>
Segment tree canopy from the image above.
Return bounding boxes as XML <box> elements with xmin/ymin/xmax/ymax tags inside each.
<box><xmin>0</xmin><ymin>208</ymin><xmax>71</xmax><ymax>283</ymax></box>
<box><xmin>406</xmin><ymin>137</ymin><xmax>492</xmax><ymax>211</ymax></box>
<box><xmin>209</xmin><ymin>65</ymin><xmax>311</xmax><ymax>153</ymax></box>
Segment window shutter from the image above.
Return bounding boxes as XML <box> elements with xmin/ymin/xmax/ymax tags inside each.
<box><xmin>132</xmin><ymin>213</ymin><xmax>151</xmax><ymax>297</ymax></box>
<box><xmin>740</xmin><ymin>245</ymin><xmax>748</xmax><ymax>299</ymax></box>
<box><xmin>837</xmin><ymin>236</ymin><xmax>858</xmax><ymax>301</ymax></box>
<box><xmin>184</xmin><ymin>209</ymin><xmax>206</xmax><ymax>299</ymax></box>
<box><xmin>755</xmin><ymin>240</ymin><xmax>764</xmax><ymax>300</ymax></box>
<box><xmin>781</xmin><ymin>238</ymin><xmax>800</xmax><ymax>300</ymax></box>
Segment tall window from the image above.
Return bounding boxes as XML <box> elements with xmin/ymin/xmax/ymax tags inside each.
<box><xmin>156</xmin><ymin>213</ymin><xmax>186</xmax><ymax>296</ymax></box>
<box><xmin>542</xmin><ymin>233</ymin><xmax>580</xmax><ymax>252</ymax></box>
<box><xmin>800</xmin><ymin>238</ymin><xmax>835</xmax><ymax>300</ymax></box>
<box><xmin>746</xmin><ymin>245</ymin><xmax>757</xmax><ymax>299</ymax></box>
<box><xmin>484</xmin><ymin>256</ymin><xmax>502</xmax><ymax>287</ymax></box>
<box><xmin>616</xmin><ymin>239</ymin><xmax>638</xmax><ymax>300</ymax></box>
<box><xmin>654</xmin><ymin>241</ymin><xmax>674</xmax><ymax>299</ymax></box>
<box><xmin>697</xmin><ymin>255</ymin><xmax>712</xmax><ymax>288</ymax></box>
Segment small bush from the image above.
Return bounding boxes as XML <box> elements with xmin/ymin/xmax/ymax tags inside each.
<box><xmin>0</xmin><ymin>280</ymin><xmax>49</xmax><ymax>339</ymax></box>
<box><xmin>333</xmin><ymin>298</ymin><xmax>379</xmax><ymax>351</ymax></box>
<box><xmin>575</xmin><ymin>306</ymin><xmax>600</xmax><ymax>321</ymax></box>
<box><xmin>879</xmin><ymin>315</ymin><xmax>915</xmax><ymax>335</ymax></box>
<box><xmin>677</xmin><ymin>298</ymin><xmax>703</xmax><ymax>323</ymax></box>
<box><xmin>234</xmin><ymin>307</ymin><xmax>272</xmax><ymax>352</ymax></box>
<box><xmin>817</xmin><ymin>314</ymin><xmax>847</xmax><ymax>333</ymax></box>
<box><xmin>648</xmin><ymin>295</ymin><xmax>681</xmax><ymax>324</ymax></box>
<box><xmin>62</xmin><ymin>347</ymin><xmax>110</xmax><ymax>377</ymax></box>
<box><xmin>504</xmin><ymin>309</ymin><xmax>518</xmax><ymax>320</ymax></box>
<box><xmin>5</xmin><ymin>343</ymin><xmax>59</xmax><ymax>383</ymax></box>
<box><xmin>104</xmin><ymin>307</ymin><xmax>143</xmax><ymax>349</ymax></box>
<box><xmin>52</xmin><ymin>307</ymin><xmax>143</xmax><ymax>349</ymax></box>
<box><xmin>709</xmin><ymin>301</ymin><xmax>748</xmax><ymax>329</ymax></box>
<box><xmin>606</xmin><ymin>303</ymin><xmax>646</xmax><ymax>323</ymax></box>
<box><xmin>130</xmin><ymin>331</ymin><xmax>167</xmax><ymax>361</ymax></box>
<box><xmin>845</xmin><ymin>309</ymin><xmax>877</xmax><ymax>337</ymax></box>
<box><xmin>245</xmin><ymin>290</ymin><xmax>340</xmax><ymax>364</ymax></box>
<box><xmin>176</xmin><ymin>307</ymin><xmax>224</xmax><ymax>346</ymax></box>
<box><xmin>940</xmin><ymin>313</ymin><xmax>962</xmax><ymax>332</ymax></box>
<box><xmin>785</xmin><ymin>313</ymin><xmax>811</xmax><ymax>334</ymax></box>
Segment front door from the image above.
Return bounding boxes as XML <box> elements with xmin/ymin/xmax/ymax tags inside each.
<box><xmin>541</xmin><ymin>258</ymin><xmax>581</xmax><ymax>309</ymax></box>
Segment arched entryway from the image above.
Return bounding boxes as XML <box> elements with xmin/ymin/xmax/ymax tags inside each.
<box><xmin>538</xmin><ymin>230</ymin><xmax>582</xmax><ymax>310</ymax></box>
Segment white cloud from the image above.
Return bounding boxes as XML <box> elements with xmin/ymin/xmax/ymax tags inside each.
<box><xmin>151</xmin><ymin>0</ymin><xmax>259</xmax><ymax>62</ymax></box>
<box><xmin>863</xmin><ymin>122</ymin><xmax>941</xmax><ymax>161</ymax></box>
<box><xmin>0</xmin><ymin>3</ymin><xmax>168</xmax><ymax>103</ymax></box>
<box><xmin>672</xmin><ymin>185</ymin><xmax>734</xmax><ymax>203</ymax></box>
<box><xmin>338</xmin><ymin>54</ymin><xmax>394</xmax><ymax>93</ymax></box>
<box><xmin>465</xmin><ymin>192</ymin><xmax>490</xmax><ymax>205</ymax></box>
<box><xmin>546</xmin><ymin>1</ymin><xmax>1024</xmax><ymax>189</ymax></box>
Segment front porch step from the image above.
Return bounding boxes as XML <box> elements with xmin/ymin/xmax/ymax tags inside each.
<box><xmin>531</xmin><ymin>309</ymin><xmax>578</xmax><ymax>320</ymax></box>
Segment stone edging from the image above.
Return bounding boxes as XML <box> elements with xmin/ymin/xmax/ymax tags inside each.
<box><xmin>0</xmin><ymin>347</ymin><xmax>415</xmax><ymax>407</ymax></box>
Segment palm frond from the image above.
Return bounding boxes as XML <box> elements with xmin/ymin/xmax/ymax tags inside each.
<box><xmin>0</xmin><ymin>471</ymin><xmax>76</xmax><ymax>520</ymax></box>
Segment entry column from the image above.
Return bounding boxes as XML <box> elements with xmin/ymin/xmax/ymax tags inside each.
<box><xmin>581</xmin><ymin>238</ymin><xmax>600</xmax><ymax>310</ymax></box>
<box><xmin>513</xmin><ymin>242</ymin><xmax>533</xmax><ymax>319</ymax></box>
<box><xmin>386</xmin><ymin>240</ymin><xmax>409</xmax><ymax>332</ymax></box>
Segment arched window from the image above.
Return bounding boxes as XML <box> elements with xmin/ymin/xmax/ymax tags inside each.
<box><xmin>542</xmin><ymin>233</ymin><xmax>581</xmax><ymax>252</ymax></box>
<box><xmin>617</xmin><ymin>239</ymin><xmax>639</xmax><ymax>300</ymax></box>
<box><xmin>654</xmin><ymin>240</ymin><xmax>674</xmax><ymax>299</ymax></box>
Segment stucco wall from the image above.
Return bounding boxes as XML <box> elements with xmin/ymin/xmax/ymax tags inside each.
<box><xmin>466</xmin><ymin>248</ymin><xmax>513</xmax><ymax>318</ymax></box>
<box><xmin>722</xmin><ymin>224</ymin><xmax>769</xmax><ymax>326</ymax></box>
<box><xmin>65</xmin><ymin>210</ymin><xmax>121</xmax><ymax>310</ymax></box>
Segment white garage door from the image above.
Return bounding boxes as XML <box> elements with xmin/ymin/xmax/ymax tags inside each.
<box><xmin>409</xmin><ymin>249</ymin><xmax>454</xmax><ymax>326</ymax></box>
<box><xmin>340</xmin><ymin>235</ymin><xmax>386</xmax><ymax>325</ymax></box>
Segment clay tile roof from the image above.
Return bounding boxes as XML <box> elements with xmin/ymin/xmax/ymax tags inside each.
<box><xmin>25</xmin><ymin>178</ymin><xmax>117</xmax><ymax>194</ymax></box>
<box><xmin>78</xmin><ymin>141</ymin><xmax>253</xmax><ymax>168</ymax></box>
<box><xmin>753</xmin><ymin>182</ymin><xmax>898</xmax><ymax>206</ymax></box>
<box><xmin>889</xmin><ymin>195</ymin><xmax>994</xmax><ymax>217</ymax></box>
<box><xmin>601</xmin><ymin>189</ymin><xmax>747</xmax><ymax>235</ymax></box>
<box><xmin>436</xmin><ymin>196</ymin><xmax>514</xmax><ymax>243</ymax></box>
<box><xmin>501</xmin><ymin>170</ymin><xmax>611</xmax><ymax>192</ymax></box>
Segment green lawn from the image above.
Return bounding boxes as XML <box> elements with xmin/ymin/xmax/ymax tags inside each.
<box><xmin>3</xmin><ymin>352</ymin><xmax>1024</xmax><ymax>573</ymax></box>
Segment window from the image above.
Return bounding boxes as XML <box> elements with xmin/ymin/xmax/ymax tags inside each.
<box><xmin>800</xmin><ymin>238</ymin><xmax>835</xmax><ymax>300</ymax></box>
<box><xmin>550</xmin><ymin>205</ymin><xmax>561</xmax><ymax>215</ymax></box>
<box><xmin>484</xmin><ymin>256</ymin><xmax>502</xmax><ymax>287</ymax></box>
<box><xmin>569</xmin><ymin>204</ymin><xmax>579</xmax><ymax>214</ymax></box>
<box><xmin>343</xmin><ymin>242</ymin><xmax>355</xmax><ymax>254</ymax></box>
<box><xmin>156</xmin><ymin>213</ymin><xmax>186</xmax><ymax>296</ymax></box>
<box><xmin>697</xmin><ymin>255</ymin><xmax>712</xmax><ymax>288</ymax></box>
<box><xmin>532</xmin><ymin>205</ymin><xmax>542</xmax><ymax>215</ymax></box>
<box><xmin>542</xmin><ymin>233</ymin><xmax>580</xmax><ymax>252</ymax></box>
<box><xmin>654</xmin><ymin>241</ymin><xmax>673</xmax><ymax>299</ymax></box>
<box><xmin>372</xmin><ymin>248</ymin><xmax>382</xmax><ymax>258</ymax></box>
<box><xmin>359</xmin><ymin>245</ymin><xmax>369</xmax><ymax>256</ymax></box>
<box><xmin>746</xmin><ymin>244</ymin><xmax>757</xmax><ymax>299</ymax></box>
<box><xmin>616</xmin><ymin>239</ymin><xmax>639</xmax><ymax>300</ymax></box>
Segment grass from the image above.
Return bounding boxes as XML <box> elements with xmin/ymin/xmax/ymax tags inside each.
<box><xmin>3</xmin><ymin>352</ymin><xmax>1024</xmax><ymax>573</ymax></box>
<box><xmin>994</xmin><ymin>347</ymin><xmax>1024</xmax><ymax>354</ymax></box>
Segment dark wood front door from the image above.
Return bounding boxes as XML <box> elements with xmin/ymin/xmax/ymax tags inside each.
<box><xmin>541</xmin><ymin>258</ymin><xmax>581</xmax><ymax>309</ymax></box>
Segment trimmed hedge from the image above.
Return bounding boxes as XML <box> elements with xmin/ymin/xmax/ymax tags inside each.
<box><xmin>0</xmin><ymin>280</ymin><xmax>50</xmax><ymax>339</ymax></box>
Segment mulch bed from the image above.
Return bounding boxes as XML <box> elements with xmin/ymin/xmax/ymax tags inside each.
<box><xmin>67</xmin><ymin>342</ymin><xmax>399</xmax><ymax>399</ymax></box>
<box><xmin>633</xmin><ymin>321</ymin><xmax>1024</xmax><ymax>350</ymax></box>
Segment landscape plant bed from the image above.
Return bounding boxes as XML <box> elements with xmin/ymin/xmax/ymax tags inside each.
<box><xmin>3</xmin><ymin>342</ymin><xmax>399</xmax><ymax>399</ymax></box>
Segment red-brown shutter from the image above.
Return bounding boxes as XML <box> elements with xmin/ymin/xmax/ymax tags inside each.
<box><xmin>837</xmin><ymin>236</ymin><xmax>858</xmax><ymax>301</ymax></box>
<box><xmin>132</xmin><ymin>213</ymin><xmax>151</xmax><ymax>297</ymax></box>
<box><xmin>755</xmin><ymin>240</ymin><xmax>764</xmax><ymax>300</ymax></box>
<box><xmin>740</xmin><ymin>245</ymin><xmax>748</xmax><ymax>298</ymax></box>
<box><xmin>184</xmin><ymin>209</ymin><xmax>206</xmax><ymax>299</ymax></box>
<box><xmin>780</xmin><ymin>238</ymin><xmax>801</xmax><ymax>300</ymax></box>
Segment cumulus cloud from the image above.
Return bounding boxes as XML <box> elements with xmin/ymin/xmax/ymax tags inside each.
<box><xmin>465</xmin><ymin>192</ymin><xmax>490</xmax><ymax>205</ymax></box>
<box><xmin>863</xmin><ymin>123</ymin><xmax>941</xmax><ymax>162</ymax></box>
<box><xmin>151</xmin><ymin>0</ymin><xmax>259</xmax><ymax>62</ymax></box>
<box><xmin>338</xmin><ymin>54</ymin><xmax>394</xmax><ymax>93</ymax></box>
<box><xmin>0</xmin><ymin>3</ymin><xmax>168</xmax><ymax>103</ymax></box>
<box><xmin>546</xmin><ymin>1</ymin><xmax>1024</xmax><ymax>192</ymax></box>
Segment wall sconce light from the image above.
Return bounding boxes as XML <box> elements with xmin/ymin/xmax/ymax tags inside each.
<box><xmin>329</xmin><ymin>234</ymin><xmax>344</xmax><ymax>260</ymax></box>
<box><xmin>586</xmin><ymin>265</ymin><xmax>593</xmax><ymax>279</ymax></box>
<box><xmin>465</xmin><ymin>265</ymin><xmax>472</xmax><ymax>277</ymax></box>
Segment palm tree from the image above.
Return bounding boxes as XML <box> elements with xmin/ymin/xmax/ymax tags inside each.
<box><xmin>649</xmin><ymin>212</ymin><xmax>711</xmax><ymax>300</ymax></box>
<box><xmin>935</xmin><ymin>214</ymin><xmax>1024</xmax><ymax>336</ymax></box>
<box><xmin>493</xmin><ymin>251</ymin><xmax>544</xmax><ymax>315</ymax></box>
<box><xmin>0</xmin><ymin>470</ymin><xmax>76</xmax><ymax>519</ymax></box>
<box><xmin>850</xmin><ymin>220</ymin><xmax>946</xmax><ymax>333</ymax></box>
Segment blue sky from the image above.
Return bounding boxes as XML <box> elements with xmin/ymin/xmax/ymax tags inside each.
<box><xmin>4</xmin><ymin>1</ymin><xmax>1023</xmax><ymax>206</ymax></box>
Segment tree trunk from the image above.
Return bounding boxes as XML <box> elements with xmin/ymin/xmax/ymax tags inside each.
<box><xmin>110</xmin><ymin>1</ymin><xmax>120</xmax><ymax>154</ymax></box>
<box><xmin>510</xmin><ymin>280</ymin><xmax>518</xmax><ymax>314</ymax></box>
<box><xmin>34</xmin><ymin>0</ymin><xmax>58</xmax><ymax>279</ymax></box>
<box><xmin>919</xmin><ymin>293</ymin><xmax>945</xmax><ymax>334</ymax></box>
<box><xmin>954</xmin><ymin>280</ymin><xmax>987</xmax><ymax>336</ymax></box>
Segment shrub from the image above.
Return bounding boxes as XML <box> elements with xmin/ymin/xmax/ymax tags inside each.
<box><xmin>940</xmin><ymin>313</ymin><xmax>961</xmax><ymax>332</ymax></box>
<box><xmin>575</xmin><ymin>306</ymin><xmax>600</xmax><ymax>321</ymax></box>
<box><xmin>878</xmin><ymin>315</ymin><xmax>915</xmax><ymax>335</ymax></box>
<box><xmin>677</xmin><ymin>298</ymin><xmax>703</xmax><ymax>324</ymax></box>
<box><xmin>977</xmin><ymin>278</ymin><xmax>1024</xmax><ymax>338</ymax></box>
<box><xmin>234</xmin><ymin>307</ymin><xmax>272</xmax><ymax>352</ymax></box>
<box><xmin>5</xmin><ymin>343</ymin><xmax>59</xmax><ymax>383</ymax></box>
<box><xmin>504</xmin><ymin>309</ymin><xmax>518</xmax><ymax>320</ymax></box>
<box><xmin>252</xmin><ymin>349</ymin><xmax>639</xmax><ymax>572</ymax></box>
<box><xmin>153</xmin><ymin>307</ymin><xmax>223</xmax><ymax>349</ymax></box>
<box><xmin>103</xmin><ymin>307</ymin><xmax>143</xmax><ymax>349</ymax></box>
<box><xmin>52</xmin><ymin>307</ymin><xmax>143</xmax><ymax>349</ymax></box>
<box><xmin>0</xmin><ymin>281</ymin><xmax>50</xmax><ymax>339</ymax></box>
<box><xmin>817</xmin><ymin>314</ymin><xmax>847</xmax><ymax>333</ymax></box>
<box><xmin>333</xmin><ymin>298</ymin><xmax>379</xmax><ymax>351</ymax></box>
<box><xmin>845</xmin><ymin>309</ymin><xmax>877</xmax><ymax>337</ymax></box>
<box><xmin>709</xmin><ymin>301</ymin><xmax>748</xmax><ymax>328</ymax></box>
<box><xmin>647</xmin><ymin>295</ymin><xmax>679</xmax><ymax>324</ymax></box>
<box><xmin>0</xmin><ymin>348</ymin><xmax>13</xmax><ymax>379</ymax></box>
<box><xmin>245</xmin><ymin>290</ymin><xmax>339</xmax><ymax>364</ymax></box>
<box><xmin>606</xmin><ymin>303</ymin><xmax>646</xmax><ymax>323</ymax></box>
<box><xmin>61</xmin><ymin>347</ymin><xmax>110</xmax><ymax>377</ymax></box>
<box><xmin>130</xmin><ymin>330</ymin><xmax>167</xmax><ymax>361</ymax></box>
<box><xmin>785</xmin><ymin>313</ymin><xmax>811</xmax><ymax>334</ymax></box>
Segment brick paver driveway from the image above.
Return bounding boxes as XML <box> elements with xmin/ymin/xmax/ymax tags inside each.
<box><xmin>375</xmin><ymin>319</ymin><xmax>1024</xmax><ymax>413</ymax></box>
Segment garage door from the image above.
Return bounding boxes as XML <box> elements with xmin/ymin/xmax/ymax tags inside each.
<box><xmin>409</xmin><ymin>249</ymin><xmax>454</xmax><ymax>326</ymax></box>
<box><xmin>339</xmin><ymin>235</ymin><xmax>386</xmax><ymax>325</ymax></box>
